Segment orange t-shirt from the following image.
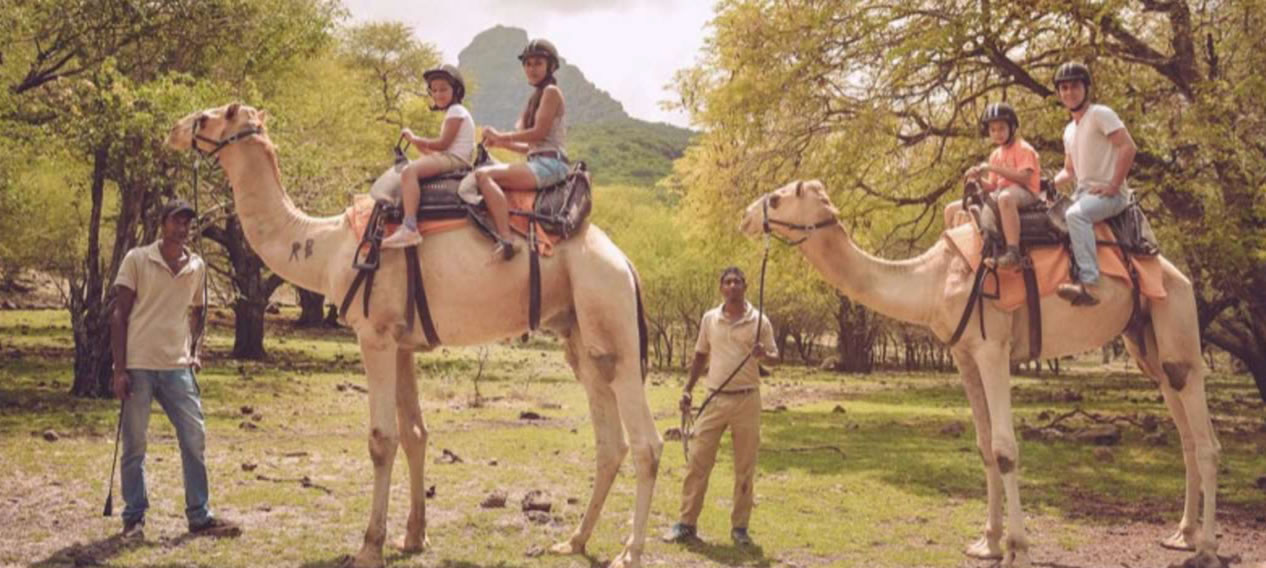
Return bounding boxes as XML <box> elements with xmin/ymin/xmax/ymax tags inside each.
<box><xmin>987</xmin><ymin>139</ymin><xmax>1041</xmax><ymax>196</ymax></box>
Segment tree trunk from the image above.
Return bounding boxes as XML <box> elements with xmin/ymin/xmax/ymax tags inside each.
<box><xmin>232</xmin><ymin>297</ymin><xmax>268</xmax><ymax>359</ymax></box>
<box><xmin>296</xmin><ymin>287</ymin><xmax>325</xmax><ymax>327</ymax></box>
<box><xmin>204</xmin><ymin>215</ymin><xmax>285</xmax><ymax>360</ymax></box>
<box><xmin>834</xmin><ymin>295</ymin><xmax>875</xmax><ymax>373</ymax></box>
<box><xmin>70</xmin><ymin>146</ymin><xmax>113</xmax><ymax>397</ymax></box>
<box><xmin>1204</xmin><ymin>306</ymin><xmax>1266</xmax><ymax>402</ymax></box>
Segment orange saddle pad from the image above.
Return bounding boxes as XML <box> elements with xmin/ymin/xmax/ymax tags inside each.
<box><xmin>344</xmin><ymin>193</ymin><xmax>559</xmax><ymax>256</ymax></box>
<box><xmin>943</xmin><ymin>222</ymin><xmax>1166</xmax><ymax>311</ymax></box>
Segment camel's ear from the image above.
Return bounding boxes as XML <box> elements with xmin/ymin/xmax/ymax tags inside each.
<box><xmin>226</xmin><ymin>102</ymin><xmax>241</xmax><ymax>120</ymax></box>
<box><xmin>258</xmin><ymin>109</ymin><xmax>269</xmax><ymax>125</ymax></box>
<box><xmin>767</xmin><ymin>193</ymin><xmax>781</xmax><ymax>209</ymax></box>
<box><xmin>795</xmin><ymin>181</ymin><xmax>804</xmax><ymax>197</ymax></box>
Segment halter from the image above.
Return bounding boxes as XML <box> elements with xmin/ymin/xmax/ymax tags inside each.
<box><xmin>190</xmin><ymin>114</ymin><xmax>262</xmax><ymax>159</ymax></box>
<box><xmin>760</xmin><ymin>186</ymin><xmax>839</xmax><ymax>246</ymax></box>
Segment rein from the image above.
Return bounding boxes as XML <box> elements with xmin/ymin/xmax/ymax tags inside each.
<box><xmin>185</xmin><ymin>117</ymin><xmax>260</xmax><ymax>366</ymax></box>
<box><xmin>681</xmin><ymin>186</ymin><xmax>837</xmax><ymax>458</ymax></box>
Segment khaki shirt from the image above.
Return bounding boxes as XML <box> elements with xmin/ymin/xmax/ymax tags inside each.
<box><xmin>694</xmin><ymin>302</ymin><xmax>777</xmax><ymax>391</ymax></box>
<box><xmin>114</xmin><ymin>241</ymin><xmax>205</xmax><ymax>370</ymax></box>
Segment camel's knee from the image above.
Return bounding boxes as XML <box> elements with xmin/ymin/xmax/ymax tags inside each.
<box><xmin>368</xmin><ymin>427</ymin><xmax>399</xmax><ymax>467</ymax></box>
<box><xmin>596</xmin><ymin>441</ymin><xmax>629</xmax><ymax>477</ymax></box>
<box><xmin>629</xmin><ymin>439</ymin><xmax>662</xmax><ymax>479</ymax></box>
<box><xmin>1162</xmin><ymin>361</ymin><xmax>1191</xmax><ymax>391</ymax></box>
<box><xmin>992</xmin><ymin>437</ymin><xmax>1018</xmax><ymax>474</ymax></box>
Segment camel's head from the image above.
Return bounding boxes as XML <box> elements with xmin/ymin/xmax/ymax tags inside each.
<box><xmin>739</xmin><ymin>179</ymin><xmax>840</xmax><ymax>241</ymax></box>
<box><xmin>166</xmin><ymin>103</ymin><xmax>268</xmax><ymax>154</ymax></box>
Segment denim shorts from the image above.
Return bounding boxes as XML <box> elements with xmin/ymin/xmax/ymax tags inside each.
<box><xmin>527</xmin><ymin>155</ymin><xmax>569</xmax><ymax>188</ymax></box>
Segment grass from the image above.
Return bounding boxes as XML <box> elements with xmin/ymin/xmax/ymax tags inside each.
<box><xmin>1</xmin><ymin>309</ymin><xmax>1264</xmax><ymax>567</ymax></box>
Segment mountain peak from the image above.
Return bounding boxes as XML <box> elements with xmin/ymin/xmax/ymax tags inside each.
<box><xmin>457</xmin><ymin>25</ymin><xmax>628</xmax><ymax>129</ymax></box>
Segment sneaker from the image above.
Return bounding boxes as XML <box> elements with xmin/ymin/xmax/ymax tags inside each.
<box><xmin>731</xmin><ymin>527</ymin><xmax>755</xmax><ymax>547</ymax></box>
<box><xmin>1056</xmin><ymin>282</ymin><xmax>1100</xmax><ymax>306</ymax></box>
<box><xmin>189</xmin><ymin>516</ymin><xmax>242</xmax><ymax>538</ymax></box>
<box><xmin>381</xmin><ymin>228</ymin><xmax>422</xmax><ymax>249</ymax></box>
<box><xmin>661</xmin><ymin>522</ymin><xmax>697</xmax><ymax>543</ymax></box>
<box><xmin>121</xmin><ymin>519</ymin><xmax>145</xmax><ymax>541</ymax></box>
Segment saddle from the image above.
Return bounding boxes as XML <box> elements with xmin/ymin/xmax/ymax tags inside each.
<box><xmin>951</xmin><ymin>180</ymin><xmax>1160</xmax><ymax>360</ymax></box>
<box><xmin>340</xmin><ymin>141</ymin><xmax>594</xmax><ymax>345</ymax></box>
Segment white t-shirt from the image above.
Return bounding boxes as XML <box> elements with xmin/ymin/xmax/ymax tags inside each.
<box><xmin>442</xmin><ymin>104</ymin><xmax>475</xmax><ymax>165</ymax></box>
<box><xmin>1063</xmin><ymin>104</ymin><xmax>1130</xmax><ymax>195</ymax></box>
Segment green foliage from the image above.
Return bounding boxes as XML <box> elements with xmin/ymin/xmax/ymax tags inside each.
<box><xmin>569</xmin><ymin>119</ymin><xmax>694</xmax><ymax>187</ymax></box>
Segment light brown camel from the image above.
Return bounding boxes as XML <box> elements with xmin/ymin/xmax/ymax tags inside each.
<box><xmin>165</xmin><ymin>103</ymin><xmax>663</xmax><ymax>568</ymax></box>
<box><xmin>739</xmin><ymin>180</ymin><xmax>1221</xmax><ymax>567</ymax></box>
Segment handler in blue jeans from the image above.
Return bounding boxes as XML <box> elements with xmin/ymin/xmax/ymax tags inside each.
<box><xmin>110</xmin><ymin>199</ymin><xmax>240</xmax><ymax>540</ymax></box>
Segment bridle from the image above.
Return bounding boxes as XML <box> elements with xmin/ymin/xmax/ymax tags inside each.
<box><xmin>760</xmin><ymin>182</ymin><xmax>840</xmax><ymax>246</ymax></box>
<box><xmin>190</xmin><ymin>114</ymin><xmax>262</xmax><ymax>159</ymax></box>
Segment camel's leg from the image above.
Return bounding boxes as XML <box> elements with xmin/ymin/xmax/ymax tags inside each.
<box><xmin>394</xmin><ymin>348</ymin><xmax>430</xmax><ymax>552</ymax></box>
<box><xmin>1150</xmin><ymin>288</ymin><xmax>1220</xmax><ymax>558</ymax></box>
<box><xmin>347</xmin><ymin>338</ymin><xmax>400</xmax><ymax>568</ymax></box>
<box><xmin>953</xmin><ymin>350</ymin><xmax>1004</xmax><ymax>560</ymax></box>
<box><xmin>1124</xmin><ymin>329</ymin><xmax>1201</xmax><ymax>552</ymax></box>
<box><xmin>550</xmin><ymin>332</ymin><xmax>628</xmax><ymax>557</ymax></box>
<box><xmin>608</xmin><ymin>358</ymin><xmax>662</xmax><ymax>568</ymax></box>
<box><xmin>973</xmin><ymin>340</ymin><xmax>1029</xmax><ymax>567</ymax></box>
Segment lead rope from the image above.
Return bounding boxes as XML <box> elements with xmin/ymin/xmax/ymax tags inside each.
<box><xmin>682</xmin><ymin>229</ymin><xmax>771</xmax><ymax>460</ymax></box>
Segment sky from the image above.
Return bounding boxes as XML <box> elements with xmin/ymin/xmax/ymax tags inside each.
<box><xmin>342</xmin><ymin>0</ymin><xmax>715</xmax><ymax>127</ymax></box>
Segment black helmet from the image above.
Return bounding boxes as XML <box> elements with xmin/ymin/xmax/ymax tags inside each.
<box><xmin>423</xmin><ymin>64</ymin><xmax>466</xmax><ymax>107</ymax></box>
<box><xmin>1053</xmin><ymin>62</ymin><xmax>1092</xmax><ymax>88</ymax></box>
<box><xmin>518</xmin><ymin>38</ymin><xmax>560</xmax><ymax>71</ymax></box>
<box><xmin>979</xmin><ymin>102</ymin><xmax>1019</xmax><ymax>141</ymax></box>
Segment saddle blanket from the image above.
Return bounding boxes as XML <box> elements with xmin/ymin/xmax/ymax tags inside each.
<box><xmin>344</xmin><ymin>192</ymin><xmax>560</xmax><ymax>256</ymax></box>
<box><xmin>943</xmin><ymin>222</ymin><xmax>1166</xmax><ymax>311</ymax></box>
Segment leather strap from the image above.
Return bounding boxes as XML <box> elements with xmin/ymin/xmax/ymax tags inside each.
<box><xmin>405</xmin><ymin>246</ymin><xmax>441</xmax><ymax>345</ymax></box>
<box><xmin>1020</xmin><ymin>250</ymin><xmax>1042</xmax><ymax>361</ymax></box>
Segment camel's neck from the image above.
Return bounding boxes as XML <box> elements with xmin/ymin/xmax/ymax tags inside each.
<box><xmin>216</xmin><ymin>138</ymin><xmax>344</xmax><ymax>295</ymax></box>
<box><xmin>797</xmin><ymin>225</ymin><xmax>946</xmax><ymax>326</ymax></box>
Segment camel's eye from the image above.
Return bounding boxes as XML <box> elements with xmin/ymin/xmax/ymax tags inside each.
<box><xmin>767</xmin><ymin>194</ymin><xmax>781</xmax><ymax>208</ymax></box>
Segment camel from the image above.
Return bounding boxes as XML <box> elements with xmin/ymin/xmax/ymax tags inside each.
<box><xmin>739</xmin><ymin>180</ymin><xmax>1220</xmax><ymax>567</ymax></box>
<box><xmin>165</xmin><ymin>103</ymin><xmax>663</xmax><ymax>568</ymax></box>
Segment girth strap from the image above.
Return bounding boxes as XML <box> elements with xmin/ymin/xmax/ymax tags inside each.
<box><xmin>528</xmin><ymin>218</ymin><xmax>541</xmax><ymax>331</ymax></box>
<box><xmin>1020</xmin><ymin>250</ymin><xmax>1042</xmax><ymax>361</ymax></box>
<box><xmin>949</xmin><ymin>261</ymin><xmax>990</xmax><ymax>347</ymax></box>
<box><xmin>404</xmin><ymin>246</ymin><xmax>440</xmax><ymax>345</ymax></box>
<box><xmin>339</xmin><ymin>269</ymin><xmax>375</xmax><ymax>319</ymax></box>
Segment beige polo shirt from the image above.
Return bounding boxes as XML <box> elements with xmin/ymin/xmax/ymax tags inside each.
<box><xmin>694</xmin><ymin>302</ymin><xmax>777</xmax><ymax>391</ymax></box>
<box><xmin>114</xmin><ymin>241</ymin><xmax>205</xmax><ymax>370</ymax></box>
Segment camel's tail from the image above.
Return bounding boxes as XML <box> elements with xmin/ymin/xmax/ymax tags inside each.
<box><xmin>627</xmin><ymin>260</ymin><xmax>649</xmax><ymax>382</ymax></box>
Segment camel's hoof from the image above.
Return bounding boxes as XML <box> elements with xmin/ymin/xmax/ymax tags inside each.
<box><xmin>963</xmin><ymin>536</ymin><xmax>1003</xmax><ymax>560</ymax></box>
<box><xmin>1004</xmin><ymin>549</ymin><xmax>1032</xmax><ymax>568</ymax></box>
<box><xmin>548</xmin><ymin>539</ymin><xmax>584</xmax><ymax>556</ymax></box>
<box><xmin>608</xmin><ymin>548</ymin><xmax>641</xmax><ymax>568</ymax></box>
<box><xmin>338</xmin><ymin>554</ymin><xmax>385</xmax><ymax>568</ymax></box>
<box><xmin>1179</xmin><ymin>550</ymin><xmax>1227</xmax><ymax>568</ymax></box>
<box><xmin>395</xmin><ymin>535</ymin><xmax>430</xmax><ymax>553</ymax></box>
<box><xmin>1160</xmin><ymin>529</ymin><xmax>1198</xmax><ymax>551</ymax></box>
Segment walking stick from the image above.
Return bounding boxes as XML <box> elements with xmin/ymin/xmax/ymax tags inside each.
<box><xmin>102</xmin><ymin>399</ymin><xmax>124</xmax><ymax>516</ymax></box>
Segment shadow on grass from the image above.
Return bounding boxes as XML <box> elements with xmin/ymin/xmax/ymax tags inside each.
<box><xmin>29</xmin><ymin>534</ymin><xmax>161</xmax><ymax>568</ymax></box>
<box><xmin>674</xmin><ymin>538</ymin><xmax>771</xmax><ymax>567</ymax></box>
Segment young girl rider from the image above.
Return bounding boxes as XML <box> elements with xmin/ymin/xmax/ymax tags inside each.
<box><xmin>382</xmin><ymin>64</ymin><xmax>477</xmax><ymax>248</ymax></box>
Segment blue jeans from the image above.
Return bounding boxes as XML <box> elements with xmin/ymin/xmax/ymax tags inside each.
<box><xmin>120</xmin><ymin>368</ymin><xmax>212</xmax><ymax>527</ymax></box>
<box><xmin>1065</xmin><ymin>188</ymin><xmax>1129</xmax><ymax>284</ymax></box>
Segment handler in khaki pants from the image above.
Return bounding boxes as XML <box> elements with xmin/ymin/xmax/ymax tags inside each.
<box><xmin>663</xmin><ymin>266</ymin><xmax>778</xmax><ymax>547</ymax></box>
